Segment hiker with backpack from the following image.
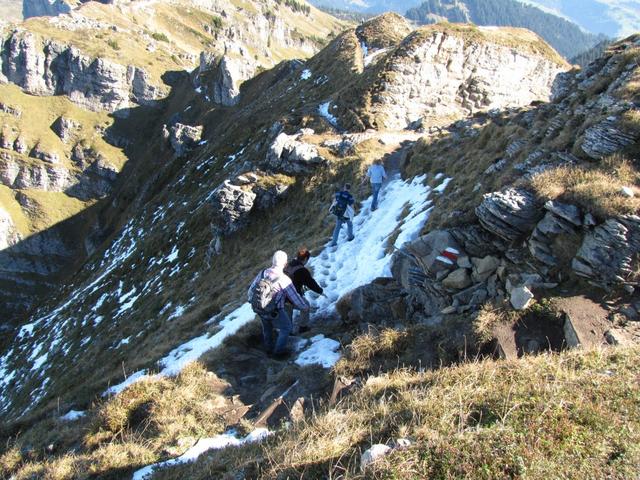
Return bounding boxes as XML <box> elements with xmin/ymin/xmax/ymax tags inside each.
<box><xmin>248</xmin><ymin>250</ymin><xmax>309</xmax><ymax>358</ymax></box>
<box><xmin>362</xmin><ymin>159</ymin><xmax>387</xmax><ymax>211</ymax></box>
<box><xmin>329</xmin><ymin>183</ymin><xmax>355</xmax><ymax>247</ymax></box>
<box><xmin>284</xmin><ymin>248</ymin><xmax>324</xmax><ymax>334</ymax></box>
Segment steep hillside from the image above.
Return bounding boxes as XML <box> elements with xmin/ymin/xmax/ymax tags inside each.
<box><xmin>0</xmin><ymin>14</ymin><xmax>638</xmax><ymax>480</ymax></box>
<box><xmin>405</xmin><ymin>0</ymin><xmax>606</xmax><ymax>60</ymax></box>
<box><xmin>3</xmin><ymin>16</ymin><xmax>561</xmax><ymax>414</ymax></box>
<box><xmin>0</xmin><ymin>0</ymin><xmax>345</xmax><ymax>323</ymax></box>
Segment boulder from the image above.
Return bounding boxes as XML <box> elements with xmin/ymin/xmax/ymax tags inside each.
<box><xmin>510</xmin><ymin>286</ymin><xmax>534</xmax><ymax>310</ymax></box>
<box><xmin>581</xmin><ymin>120</ymin><xmax>637</xmax><ymax>160</ymax></box>
<box><xmin>210</xmin><ymin>180</ymin><xmax>257</xmax><ymax>235</ymax></box>
<box><xmin>572</xmin><ymin>215</ymin><xmax>640</xmax><ymax>288</ymax></box>
<box><xmin>442</xmin><ymin>268</ymin><xmax>472</xmax><ymax>290</ymax></box>
<box><xmin>476</xmin><ymin>188</ymin><xmax>543</xmax><ymax>242</ymax></box>
<box><xmin>471</xmin><ymin>255</ymin><xmax>499</xmax><ymax>283</ymax></box>
<box><xmin>361</xmin><ymin>444</ymin><xmax>392</xmax><ymax>471</ymax></box>
<box><xmin>337</xmin><ymin>277</ymin><xmax>404</xmax><ymax>325</ymax></box>
<box><xmin>265</xmin><ymin>132</ymin><xmax>325</xmax><ymax>174</ymax></box>
<box><xmin>51</xmin><ymin>116</ymin><xmax>79</xmax><ymax>142</ymax></box>
<box><xmin>168</xmin><ymin>123</ymin><xmax>203</xmax><ymax>158</ymax></box>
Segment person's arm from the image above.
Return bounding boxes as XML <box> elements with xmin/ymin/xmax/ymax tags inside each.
<box><xmin>300</xmin><ymin>269</ymin><xmax>323</xmax><ymax>295</ymax></box>
<box><xmin>284</xmin><ymin>283</ymin><xmax>309</xmax><ymax>310</ymax></box>
<box><xmin>382</xmin><ymin>166</ymin><xmax>387</xmax><ymax>180</ymax></box>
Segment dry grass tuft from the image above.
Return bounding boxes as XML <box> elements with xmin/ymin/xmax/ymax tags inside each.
<box><xmin>530</xmin><ymin>155</ymin><xmax>640</xmax><ymax>220</ymax></box>
<box><xmin>335</xmin><ymin>328</ymin><xmax>409</xmax><ymax>377</ymax></box>
<box><xmin>473</xmin><ymin>303</ymin><xmax>515</xmax><ymax>343</ymax></box>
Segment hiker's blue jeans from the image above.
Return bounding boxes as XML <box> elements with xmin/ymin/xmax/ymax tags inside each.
<box><xmin>332</xmin><ymin>217</ymin><xmax>353</xmax><ymax>245</ymax></box>
<box><xmin>260</xmin><ymin>308</ymin><xmax>291</xmax><ymax>354</ymax></box>
<box><xmin>371</xmin><ymin>182</ymin><xmax>382</xmax><ymax>210</ymax></box>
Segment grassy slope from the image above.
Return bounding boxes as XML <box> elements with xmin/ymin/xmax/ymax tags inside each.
<box><xmin>5</xmin><ymin>344</ymin><xmax>637</xmax><ymax>479</ymax></box>
<box><xmin>0</xmin><ymin>84</ymin><xmax>125</xmax><ymax>171</ymax></box>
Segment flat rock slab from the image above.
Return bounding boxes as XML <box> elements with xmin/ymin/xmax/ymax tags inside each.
<box><xmin>556</xmin><ymin>296</ymin><xmax>610</xmax><ymax>350</ymax></box>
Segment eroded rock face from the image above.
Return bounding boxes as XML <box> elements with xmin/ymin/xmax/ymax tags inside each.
<box><xmin>365</xmin><ymin>29</ymin><xmax>568</xmax><ymax>129</ymax></box>
<box><xmin>0</xmin><ymin>151</ymin><xmax>117</xmax><ymax>199</ymax></box>
<box><xmin>476</xmin><ymin>188</ymin><xmax>543</xmax><ymax>242</ymax></box>
<box><xmin>266</xmin><ymin>131</ymin><xmax>325</xmax><ymax>174</ymax></box>
<box><xmin>0</xmin><ymin>31</ymin><xmax>161</xmax><ymax>112</ymax></box>
<box><xmin>572</xmin><ymin>215</ymin><xmax>640</xmax><ymax>288</ymax></box>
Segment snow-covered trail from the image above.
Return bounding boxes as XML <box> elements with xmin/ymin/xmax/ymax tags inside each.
<box><xmin>309</xmin><ymin>173</ymin><xmax>433</xmax><ymax>318</ymax></box>
<box><xmin>106</xmin><ymin>170</ymin><xmax>445</xmax><ymax>393</ymax></box>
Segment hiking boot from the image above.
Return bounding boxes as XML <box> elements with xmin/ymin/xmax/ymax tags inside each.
<box><xmin>347</xmin><ymin>236</ymin><xmax>355</xmax><ymax>242</ymax></box>
<box><xmin>329</xmin><ymin>242</ymin><xmax>337</xmax><ymax>247</ymax></box>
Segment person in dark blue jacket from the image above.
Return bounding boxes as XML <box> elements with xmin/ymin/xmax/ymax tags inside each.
<box><xmin>329</xmin><ymin>183</ymin><xmax>355</xmax><ymax>246</ymax></box>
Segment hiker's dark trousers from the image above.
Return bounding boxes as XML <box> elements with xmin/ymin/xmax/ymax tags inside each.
<box><xmin>260</xmin><ymin>308</ymin><xmax>292</xmax><ymax>354</ymax></box>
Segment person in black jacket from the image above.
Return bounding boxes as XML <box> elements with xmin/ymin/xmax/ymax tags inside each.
<box><xmin>284</xmin><ymin>248</ymin><xmax>324</xmax><ymax>334</ymax></box>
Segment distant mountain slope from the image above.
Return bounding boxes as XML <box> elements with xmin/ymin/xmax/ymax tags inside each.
<box><xmin>405</xmin><ymin>0</ymin><xmax>606</xmax><ymax>60</ymax></box>
<box><xmin>570</xmin><ymin>39</ymin><xmax>613</xmax><ymax>66</ymax></box>
<box><xmin>309</xmin><ymin>0</ymin><xmax>422</xmax><ymax>14</ymax></box>
<box><xmin>522</xmin><ymin>0</ymin><xmax>640</xmax><ymax>38</ymax></box>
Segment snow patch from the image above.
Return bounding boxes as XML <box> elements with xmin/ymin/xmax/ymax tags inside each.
<box><xmin>295</xmin><ymin>335</ymin><xmax>341</xmax><ymax>368</ymax></box>
<box><xmin>104</xmin><ymin>369</ymin><xmax>149</xmax><ymax>396</ymax></box>
<box><xmin>319</xmin><ymin>102</ymin><xmax>339</xmax><ymax>128</ymax></box>
<box><xmin>60</xmin><ymin>409</ymin><xmax>86</xmax><ymax>421</ymax></box>
<box><xmin>300</xmin><ymin>69</ymin><xmax>312</xmax><ymax>80</ymax></box>
<box><xmin>132</xmin><ymin>429</ymin><xmax>270</xmax><ymax>480</ymax></box>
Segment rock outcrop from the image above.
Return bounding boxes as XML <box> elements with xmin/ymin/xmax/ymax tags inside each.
<box><xmin>196</xmin><ymin>53</ymin><xmax>256</xmax><ymax>107</ymax></box>
<box><xmin>348</xmin><ymin>25</ymin><xmax>569</xmax><ymax>129</ymax></box>
<box><xmin>165</xmin><ymin>123</ymin><xmax>204</xmax><ymax>158</ymax></box>
<box><xmin>51</xmin><ymin>116</ymin><xmax>80</xmax><ymax>143</ymax></box>
<box><xmin>0</xmin><ymin>152</ymin><xmax>117</xmax><ymax>200</ymax></box>
<box><xmin>210</xmin><ymin>180</ymin><xmax>257</xmax><ymax>235</ymax></box>
<box><xmin>266</xmin><ymin>131</ymin><xmax>325</xmax><ymax>174</ymax></box>
<box><xmin>0</xmin><ymin>31</ymin><xmax>161</xmax><ymax>113</ymax></box>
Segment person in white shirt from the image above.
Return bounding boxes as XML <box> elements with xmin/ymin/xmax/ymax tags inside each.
<box><xmin>363</xmin><ymin>159</ymin><xmax>387</xmax><ymax>211</ymax></box>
